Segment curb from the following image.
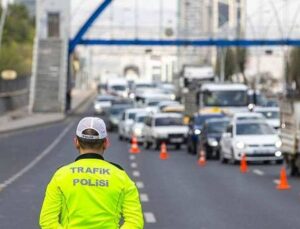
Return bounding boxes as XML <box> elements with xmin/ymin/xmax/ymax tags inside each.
<box><xmin>0</xmin><ymin>90</ymin><xmax>96</xmax><ymax>135</ymax></box>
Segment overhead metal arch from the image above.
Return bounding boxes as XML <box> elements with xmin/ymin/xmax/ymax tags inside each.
<box><xmin>69</xmin><ymin>0</ymin><xmax>300</xmax><ymax>52</ymax></box>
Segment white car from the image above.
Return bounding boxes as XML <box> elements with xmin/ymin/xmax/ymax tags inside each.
<box><xmin>93</xmin><ymin>95</ymin><xmax>115</xmax><ymax>114</ymax></box>
<box><xmin>128</xmin><ymin>112</ymin><xmax>148</xmax><ymax>143</ymax></box>
<box><xmin>254</xmin><ymin>107</ymin><xmax>280</xmax><ymax>129</ymax></box>
<box><xmin>219</xmin><ymin>120</ymin><xmax>283</xmax><ymax>163</ymax></box>
<box><xmin>142</xmin><ymin>113</ymin><xmax>188</xmax><ymax>150</ymax></box>
<box><xmin>118</xmin><ymin>108</ymin><xmax>145</xmax><ymax>140</ymax></box>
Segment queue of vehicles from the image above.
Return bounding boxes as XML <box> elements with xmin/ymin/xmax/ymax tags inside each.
<box><xmin>94</xmin><ymin>76</ymin><xmax>283</xmax><ymax>168</ymax></box>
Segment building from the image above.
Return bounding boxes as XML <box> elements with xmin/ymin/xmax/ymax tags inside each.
<box><xmin>177</xmin><ymin>0</ymin><xmax>246</xmax><ymax>71</ymax></box>
<box><xmin>14</xmin><ymin>0</ymin><xmax>35</xmax><ymax>16</ymax></box>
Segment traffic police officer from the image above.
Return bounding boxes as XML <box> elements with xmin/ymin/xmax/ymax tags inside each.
<box><xmin>39</xmin><ymin>117</ymin><xmax>144</xmax><ymax>229</ymax></box>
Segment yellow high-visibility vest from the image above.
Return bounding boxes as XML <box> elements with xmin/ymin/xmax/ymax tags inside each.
<box><xmin>40</xmin><ymin>153</ymin><xmax>144</xmax><ymax>229</ymax></box>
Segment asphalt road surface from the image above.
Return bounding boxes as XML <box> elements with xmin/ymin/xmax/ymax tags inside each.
<box><xmin>1</xmin><ymin>105</ymin><xmax>300</xmax><ymax>229</ymax></box>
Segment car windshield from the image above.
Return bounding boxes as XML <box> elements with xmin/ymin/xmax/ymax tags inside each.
<box><xmin>136</xmin><ymin>84</ymin><xmax>155</xmax><ymax>89</ymax></box>
<box><xmin>237</xmin><ymin>116</ymin><xmax>262</xmax><ymax>121</ymax></box>
<box><xmin>97</xmin><ymin>97</ymin><xmax>113</xmax><ymax>102</ymax></box>
<box><xmin>155</xmin><ymin>117</ymin><xmax>183</xmax><ymax>126</ymax></box>
<box><xmin>203</xmin><ymin>90</ymin><xmax>248</xmax><ymax>107</ymax></box>
<box><xmin>110</xmin><ymin>106</ymin><xmax>128</xmax><ymax>115</ymax></box>
<box><xmin>236</xmin><ymin>123</ymin><xmax>276</xmax><ymax>135</ymax></box>
<box><xmin>111</xmin><ymin>85</ymin><xmax>126</xmax><ymax>91</ymax></box>
<box><xmin>147</xmin><ymin>101</ymin><xmax>160</xmax><ymax>106</ymax></box>
<box><xmin>128</xmin><ymin>112</ymin><xmax>136</xmax><ymax>120</ymax></box>
<box><xmin>194</xmin><ymin>115</ymin><xmax>224</xmax><ymax>126</ymax></box>
<box><xmin>258</xmin><ymin>111</ymin><xmax>279</xmax><ymax>119</ymax></box>
<box><xmin>136</xmin><ymin>116</ymin><xmax>145</xmax><ymax>123</ymax></box>
<box><xmin>207</xmin><ymin>121</ymin><xmax>229</xmax><ymax>134</ymax></box>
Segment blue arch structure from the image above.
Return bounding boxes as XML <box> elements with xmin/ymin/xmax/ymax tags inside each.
<box><xmin>69</xmin><ymin>0</ymin><xmax>300</xmax><ymax>54</ymax></box>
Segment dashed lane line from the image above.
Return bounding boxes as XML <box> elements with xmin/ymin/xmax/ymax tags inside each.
<box><xmin>136</xmin><ymin>181</ymin><xmax>144</xmax><ymax>189</ymax></box>
<box><xmin>133</xmin><ymin>170</ymin><xmax>140</xmax><ymax>177</ymax></box>
<box><xmin>129</xmin><ymin>155</ymin><xmax>136</xmax><ymax>160</ymax></box>
<box><xmin>131</xmin><ymin>162</ymin><xmax>138</xmax><ymax>168</ymax></box>
<box><xmin>144</xmin><ymin>212</ymin><xmax>157</xmax><ymax>223</ymax></box>
<box><xmin>253</xmin><ymin>169</ymin><xmax>265</xmax><ymax>176</ymax></box>
<box><xmin>140</xmin><ymin>193</ymin><xmax>149</xmax><ymax>202</ymax></box>
<box><xmin>0</xmin><ymin>121</ymin><xmax>74</xmax><ymax>192</ymax></box>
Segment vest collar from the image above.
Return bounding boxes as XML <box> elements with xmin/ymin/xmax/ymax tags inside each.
<box><xmin>75</xmin><ymin>153</ymin><xmax>104</xmax><ymax>161</ymax></box>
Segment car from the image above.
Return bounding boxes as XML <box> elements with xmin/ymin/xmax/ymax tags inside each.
<box><xmin>107</xmin><ymin>78</ymin><xmax>129</xmax><ymax>98</ymax></box>
<box><xmin>93</xmin><ymin>95</ymin><xmax>116</xmax><ymax>115</ymax></box>
<box><xmin>118</xmin><ymin>108</ymin><xmax>145</xmax><ymax>140</ymax></box>
<box><xmin>107</xmin><ymin>104</ymin><xmax>133</xmax><ymax>131</ymax></box>
<box><xmin>142</xmin><ymin>113</ymin><xmax>188</xmax><ymax>150</ymax></box>
<box><xmin>198</xmin><ymin>118</ymin><xmax>229</xmax><ymax>159</ymax></box>
<box><xmin>219</xmin><ymin>120</ymin><xmax>283</xmax><ymax>164</ymax></box>
<box><xmin>229</xmin><ymin>112</ymin><xmax>266</xmax><ymax>123</ymax></box>
<box><xmin>128</xmin><ymin>112</ymin><xmax>148</xmax><ymax>143</ymax></box>
<box><xmin>254</xmin><ymin>107</ymin><xmax>280</xmax><ymax>129</ymax></box>
<box><xmin>157</xmin><ymin>100</ymin><xmax>180</xmax><ymax>112</ymax></box>
<box><xmin>187</xmin><ymin>113</ymin><xmax>225</xmax><ymax>155</ymax></box>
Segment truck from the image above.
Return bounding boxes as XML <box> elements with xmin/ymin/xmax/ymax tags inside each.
<box><xmin>182</xmin><ymin>81</ymin><xmax>249</xmax><ymax>117</ymax></box>
<box><xmin>280</xmin><ymin>96</ymin><xmax>300</xmax><ymax>176</ymax></box>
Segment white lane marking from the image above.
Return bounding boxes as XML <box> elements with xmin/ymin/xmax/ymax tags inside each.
<box><xmin>129</xmin><ymin>155</ymin><xmax>136</xmax><ymax>160</ymax></box>
<box><xmin>140</xmin><ymin>193</ymin><xmax>149</xmax><ymax>202</ymax></box>
<box><xmin>273</xmin><ymin>179</ymin><xmax>280</xmax><ymax>185</ymax></box>
<box><xmin>133</xmin><ymin>170</ymin><xmax>140</xmax><ymax>177</ymax></box>
<box><xmin>131</xmin><ymin>162</ymin><xmax>138</xmax><ymax>168</ymax></box>
<box><xmin>0</xmin><ymin>122</ymin><xmax>74</xmax><ymax>192</ymax></box>
<box><xmin>253</xmin><ymin>169</ymin><xmax>265</xmax><ymax>176</ymax></box>
<box><xmin>144</xmin><ymin>212</ymin><xmax>156</xmax><ymax>223</ymax></box>
<box><xmin>136</xmin><ymin>181</ymin><xmax>144</xmax><ymax>189</ymax></box>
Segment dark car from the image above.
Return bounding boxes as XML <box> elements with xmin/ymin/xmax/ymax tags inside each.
<box><xmin>106</xmin><ymin>104</ymin><xmax>133</xmax><ymax>131</ymax></box>
<box><xmin>199</xmin><ymin>118</ymin><xmax>229</xmax><ymax>159</ymax></box>
<box><xmin>187</xmin><ymin>113</ymin><xmax>225</xmax><ymax>155</ymax></box>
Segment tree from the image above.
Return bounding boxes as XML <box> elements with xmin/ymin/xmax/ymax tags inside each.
<box><xmin>0</xmin><ymin>4</ymin><xmax>34</xmax><ymax>76</ymax></box>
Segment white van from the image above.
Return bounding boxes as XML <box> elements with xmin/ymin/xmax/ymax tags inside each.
<box><xmin>107</xmin><ymin>78</ymin><xmax>128</xmax><ymax>98</ymax></box>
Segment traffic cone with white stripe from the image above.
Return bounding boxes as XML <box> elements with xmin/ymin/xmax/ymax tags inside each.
<box><xmin>159</xmin><ymin>142</ymin><xmax>169</xmax><ymax>160</ymax></box>
<box><xmin>129</xmin><ymin>136</ymin><xmax>140</xmax><ymax>154</ymax></box>
<box><xmin>198</xmin><ymin>150</ymin><xmax>206</xmax><ymax>167</ymax></box>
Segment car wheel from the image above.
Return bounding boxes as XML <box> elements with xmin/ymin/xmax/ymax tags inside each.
<box><xmin>231</xmin><ymin>149</ymin><xmax>239</xmax><ymax>165</ymax></box>
<box><xmin>119</xmin><ymin>134</ymin><xmax>123</xmax><ymax>141</ymax></box>
<box><xmin>220</xmin><ymin>148</ymin><xmax>228</xmax><ymax>164</ymax></box>
<box><xmin>143</xmin><ymin>140</ymin><xmax>151</xmax><ymax>149</ymax></box>
<box><xmin>276</xmin><ymin>159</ymin><xmax>283</xmax><ymax>165</ymax></box>
<box><xmin>176</xmin><ymin>144</ymin><xmax>181</xmax><ymax>150</ymax></box>
<box><xmin>153</xmin><ymin>140</ymin><xmax>160</xmax><ymax>150</ymax></box>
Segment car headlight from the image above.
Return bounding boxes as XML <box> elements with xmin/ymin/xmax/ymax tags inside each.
<box><xmin>94</xmin><ymin>104</ymin><xmax>101</xmax><ymax>109</ymax></box>
<box><xmin>194</xmin><ymin>129</ymin><xmax>201</xmax><ymax>135</ymax></box>
<box><xmin>275</xmin><ymin>140</ymin><xmax>282</xmax><ymax>148</ymax></box>
<box><xmin>170</xmin><ymin>94</ymin><xmax>176</xmax><ymax>100</ymax></box>
<box><xmin>208</xmin><ymin>138</ymin><xmax>218</xmax><ymax>147</ymax></box>
<box><xmin>236</xmin><ymin>141</ymin><xmax>245</xmax><ymax>149</ymax></box>
<box><xmin>275</xmin><ymin>151</ymin><xmax>282</xmax><ymax>157</ymax></box>
<box><xmin>134</xmin><ymin>128</ymin><xmax>142</xmax><ymax>136</ymax></box>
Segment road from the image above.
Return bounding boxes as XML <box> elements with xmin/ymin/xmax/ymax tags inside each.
<box><xmin>1</xmin><ymin>104</ymin><xmax>300</xmax><ymax>229</ymax></box>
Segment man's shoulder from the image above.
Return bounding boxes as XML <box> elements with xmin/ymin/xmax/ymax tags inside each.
<box><xmin>108</xmin><ymin>161</ymin><xmax>124</xmax><ymax>171</ymax></box>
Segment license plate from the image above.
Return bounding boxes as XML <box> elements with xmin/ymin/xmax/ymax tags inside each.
<box><xmin>170</xmin><ymin>138</ymin><xmax>183</xmax><ymax>143</ymax></box>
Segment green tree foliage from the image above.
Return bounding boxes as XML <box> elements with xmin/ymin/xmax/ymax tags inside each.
<box><xmin>0</xmin><ymin>4</ymin><xmax>34</xmax><ymax>76</ymax></box>
<box><xmin>215</xmin><ymin>47</ymin><xmax>248</xmax><ymax>83</ymax></box>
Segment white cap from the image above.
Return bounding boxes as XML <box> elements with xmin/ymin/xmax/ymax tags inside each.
<box><xmin>76</xmin><ymin>117</ymin><xmax>107</xmax><ymax>140</ymax></box>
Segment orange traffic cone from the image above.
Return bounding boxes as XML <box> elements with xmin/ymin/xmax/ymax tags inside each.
<box><xmin>159</xmin><ymin>142</ymin><xmax>169</xmax><ymax>160</ymax></box>
<box><xmin>197</xmin><ymin>150</ymin><xmax>206</xmax><ymax>167</ymax></box>
<box><xmin>277</xmin><ymin>167</ymin><xmax>291</xmax><ymax>190</ymax></box>
<box><xmin>240</xmin><ymin>154</ymin><xmax>248</xmax><ymax>173</ymax></box>
<box><xmin>129</xmin><ymin>136</ymin><xmax>140</xmax><ymax>154</ymax></box>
